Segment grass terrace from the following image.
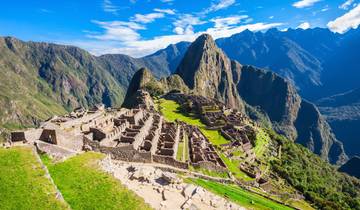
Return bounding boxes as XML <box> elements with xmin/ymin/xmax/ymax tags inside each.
<box><xmin>254</xmin><ymin>128</ymin><xmax>270</xmax><ymax>158</ymax></box>
<box><xmin>158</xmin><ymin>99</ymin><xmax>228</xmax><ymax>146</ymax></box>
<box><xmin>0</xmin><ymin>146</ymin><xmax>68</xmax><ymax>210</ymax></box>
<box><xmin>176</xmin><ymin>132</ymin><xmax>189</xmax><ymax>162</ymax></box>
<box><xmin>188</xmin><ymin>178</ymin><xmax>294</xmax><ymax>210</ymax></box>
<box><xmin>42</xmin><ymin>152</ymin><xmax>152</xmax><ymax>210</ymax></box>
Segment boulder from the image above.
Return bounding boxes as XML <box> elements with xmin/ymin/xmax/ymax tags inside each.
<box><xmin>182</xmin><ymin>184</ymin><xmax>197</xmax><ymax>198</ymax></box>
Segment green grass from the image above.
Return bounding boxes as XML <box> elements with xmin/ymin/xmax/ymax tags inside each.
<box><xmin>42</xmin><ymin>152</ymin><xmax>152</xmax><ymax>210</ymax></box>
<box><xmin>0</xmin><ymin>146</ymin><xmax>68</xmax><ymax>210</ymax></box>
<box><xmin>188</xmin><ymin>178</ymin><xmax>294</xmax><ymax>210</ymax></box>
<box><xmin>219</xmin><ymin>153</ymin><xmax>254</xmax><ymax>181</ymax></box>
<box><xmin>189</xmin><ymin>165</ymin><xmax>229</xmax><ymax>178</ymax></box>
<box><xmin>176</xmin><ymin>132</ymin><xmax>189</xmax><ymax>162</ymax></box>
<box><xmin>158</xmin><ymin>99</ymin><xmax>228</xmax><ymax>145</ymax></box>
<box><xmin>176</xmin><ymin>139</ymin><xmax>184</xmax><ymax>161</ymax></box>
<box><xmin>254</xmin><ymin>128</ymin><xmax>270</xmax><ymax>157</ymax></box>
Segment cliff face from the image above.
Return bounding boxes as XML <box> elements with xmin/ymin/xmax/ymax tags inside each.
<box><xmin>231</xmin><ymin>64</ymin><xmax>346</xmax><ymax>163</ymax></box>
<box><xmin>339</xmin><ymin>156</ymin><xmax>360</xmax><ymax>178</ymax></box>
<box><xmin>175</xmin><ymin>34</ymin><xmax>243</xmax><ymax>110</ymax></box>
<box><xmin>233</xmin><ymin>65</ymin><xmax>301</xmax><ymax>140</ymax></box>
<box><xmin>123</xmin><ymin>34</ymin><xmax>347</xmax><ymax>164</ymax></box>
<box><xmin>317</xmin><ymin>88</ymin><xmax>360</xmax><ymax>158</ymax></box>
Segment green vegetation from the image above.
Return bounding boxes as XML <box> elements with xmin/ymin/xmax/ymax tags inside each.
<box><xmin>188</xmin><ymin>178</ymin><xmax>293</xmax><ymax>210</ymax></box>
<box><xmin>158</xmin><ymin>99</ymin><xmax>228</xmax><ymax>145</ymax></box>
<box><xmin>253</xmin><ymin>128</ymin><xmax>270</xmax><ymax>157</ymax></box>
<box><xmin>0</xmin><ymin>146</ymin><xmax>68</xmax><ymax>210</ymax></box>
<box><xmin>42</xmin><ymin>152</ymin><xmax>152</xmax><ymax>210</ymax></box>
<box><xmin>189</xmin><ymin>165</ymin><xmax>229</xmax><ymax>178</ymax></box>
<box><xmin>219</xmin><ymin>153</ymin><xmax>254</xmax><ymax>181</ymax></box>
<box><xmin>269</xmin><ymin>130</ymin><xmax>360</xmax><ymax>210</ymax></box>
<box><xmin>176</xmin><ymin>132</ymin><xmax>189</xmax><ymax>162</ymax></box>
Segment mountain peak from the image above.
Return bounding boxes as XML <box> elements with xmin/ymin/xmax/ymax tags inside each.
<box><xmin>192</xmin><ymin>33</ymin><xmax>216</xmax><ymax>50</ymax></box>
<box><xmin>175</xmin><ymin>34</ymin><xmax>243</xmax><ymax>110</ymax></box>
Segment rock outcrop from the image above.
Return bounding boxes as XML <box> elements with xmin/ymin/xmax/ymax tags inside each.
<box><xmin>175</xmin><ymin>34</ymin><xmax>244</xmax><ymax>111</ymax></box>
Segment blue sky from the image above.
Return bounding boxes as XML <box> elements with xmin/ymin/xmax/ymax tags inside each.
<box><xmin>0</xmin><ymin>0</ymin><xmax>359</xmax><ymax>57</ymax></box>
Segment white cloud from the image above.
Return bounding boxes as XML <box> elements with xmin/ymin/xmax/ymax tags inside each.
<box><xmin>204</xmin><ymin>0</ymin><xmax>236</xmax><ymax>13</ymax></box>
<box><xmin>132</xmin><ymin>13</ymin><xmax>165</xmax><ymax>23</ymax></box>
<box><xmin>172</xmin><ymin>14</ymin><xmax>207</xmax><ymax>35</ymax></box>
<box><xmin>83</xmin><ymin>21</ymin><xmax>282</xmax><ymax>57</ymax></box>
<box><xmin>293</xmin><ymin>0</ymin><xmax>321</xmax><ymax>8</ymax></box>
<box><xmin>154</xmin><ymin>8</ymin><xmax>176</xmax><ymax>15</ymax></box>
<box><xmin>103</xmin><ymin>0</ymin><xmax>119</xmax><ymax>14</ymax></box>
<box><xmin>204</xmin><ymin>22</ymin><xmax>283</xmax><ymax>39</ymax></box>
<box><xmin>173</xmin><ymin>27</ymin><xmax>184</xmax><ymax>35</ymax></box>
<box><xmin>211</xmin><ymin>15</ymin><xmax>248</xmax><ymax>28</ymax></box>
<box><xmin>87</xmin><ymin>20</ymin><xmax>145</xmax><ymax>42</ymax></box>
<box><xmin>269</xmin><ymin>16</ymin><xmax>274</xmax><ymax>19</ymax></box>
<box><xmin>327</xmin><ymin>4</ymin><xmax>360</xmax><ymax>33</ymax></box>
<box><xmin>321</xmin><ymin>6</ymin><xmax>329</xmax><ymax>12</ymax></box>
<box><xmin>297</xmin><ymin>22</ymin><xmax>311</xmax><ymax>29</ymax></box>
<box><xmin>339</xmin><ymin>0</ymin><xmax>355</xmax><ymax>10</ymax></box>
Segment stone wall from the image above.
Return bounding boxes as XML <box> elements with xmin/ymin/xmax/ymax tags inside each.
<box><xmin>192</xmin><ymin>161</ymin><xmax>227</xmax><ymax>173</ymax></box>
<box><xmin>153</xmin><ymin>155</ymin><xmax>188</xmax><ymax>169</ymax></box>
<box><xmin>83</xmin><ymin>137</ymin><xmax>152</xmax><ymax>163</ymax></box>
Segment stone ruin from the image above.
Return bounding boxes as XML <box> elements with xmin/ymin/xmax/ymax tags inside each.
<box><xmin>186</xmin><ymin>126</ymin><xmax>226</xmax><ymax>172</ymax></box>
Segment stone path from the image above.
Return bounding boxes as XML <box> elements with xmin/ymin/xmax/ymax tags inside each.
<box><xmin>100</xmin><ymin>157</ymin><xmax>246</xmax><ymax>210</ymax></box>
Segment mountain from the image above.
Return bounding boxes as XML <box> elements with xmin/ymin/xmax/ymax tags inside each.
<box><xmin>175</xmin><ymin>34</ymin><xmax>243</xmax><ymax>110</ymax></box>
<box><xmin>124</xmin><ymin>34</ymin><xmax>347</xmax><ymax>164</ymax></box>
<box><xmin>317</xmin><ymin>88</ymin><xmax>360</xmax><ymax>157</ymax></box>
<box><xmin>100</xmin><ymin>41</ymin><xmax>189</xmax><ymax>82</ymax></box>
<box><xmin>0</xmin><ymin>37</ymin><xmax>125</xmax><ymax>132</ymax></box>
<box><xmin>216</xmin><ymin>28</ymin><xmax>360</xmax><ymax>100</ymax></box>
<box><xmin>339</xmin><ymin>156</ymin><xmax>360</xmax><ymax>179</ymax></box>
<box><xmin>0</xmin><ymin>37</ymin><xmax>187</xmax><ymax>141</ymax></box>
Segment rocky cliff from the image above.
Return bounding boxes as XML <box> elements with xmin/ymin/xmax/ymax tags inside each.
<box><xmin>175</xmin><ymin>34</ymin><xmax>243</xmax><ymax>110</ymax></box>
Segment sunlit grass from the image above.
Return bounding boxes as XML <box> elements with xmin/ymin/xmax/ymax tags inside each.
<box><xmin>0</xmin><ymin>146</ymin><xmax>68</xmax><ymax>210</ymax></box>
<box><xmin>188</xmin><ymin>178</ymin><xmax>293</xmax><ymax>210</ymax></box>
<box><xmin>42</xmin><ymin>152</ymin><xmax>152</xmax><ymax>210</ymax></box>
<box><xmin>158</xmin><ymin>99</ymin><xmax>228</xmax><ymax>145</ymax></box>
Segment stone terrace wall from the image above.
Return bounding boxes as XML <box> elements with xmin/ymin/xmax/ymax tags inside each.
<box><xmin>83</xmin><ymin>137</ymin><xmax>152</xmax><ymax>163</ymax></box>
<box><xmin>192</xmin><ymin>161</ymin><xmax>227</xmax><ymax>173</ymax></box>
<box><xmin>153</xmin><ymin>155</ymin><xmax>188</xmax><ymax>169</ymax></box>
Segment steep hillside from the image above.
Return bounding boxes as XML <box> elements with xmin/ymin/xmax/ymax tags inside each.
<box><xmin>317</xmin><ymin>88</ymin><xmax>360</xmax><ymax>157</ymax></box>
<box><xmin>339</xmin><ymin>156</ymin><xmax>360</xmax><ymax>179</ymax></box>
<box><xmin>0</xmin><ymin>37</ymin><xmax>125</xmax><ymax>140</ymax></box>
<box><xmin>124</xmin><ymin>34</ymin><xmax>347</xmax><ymax>164</ymax></box>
